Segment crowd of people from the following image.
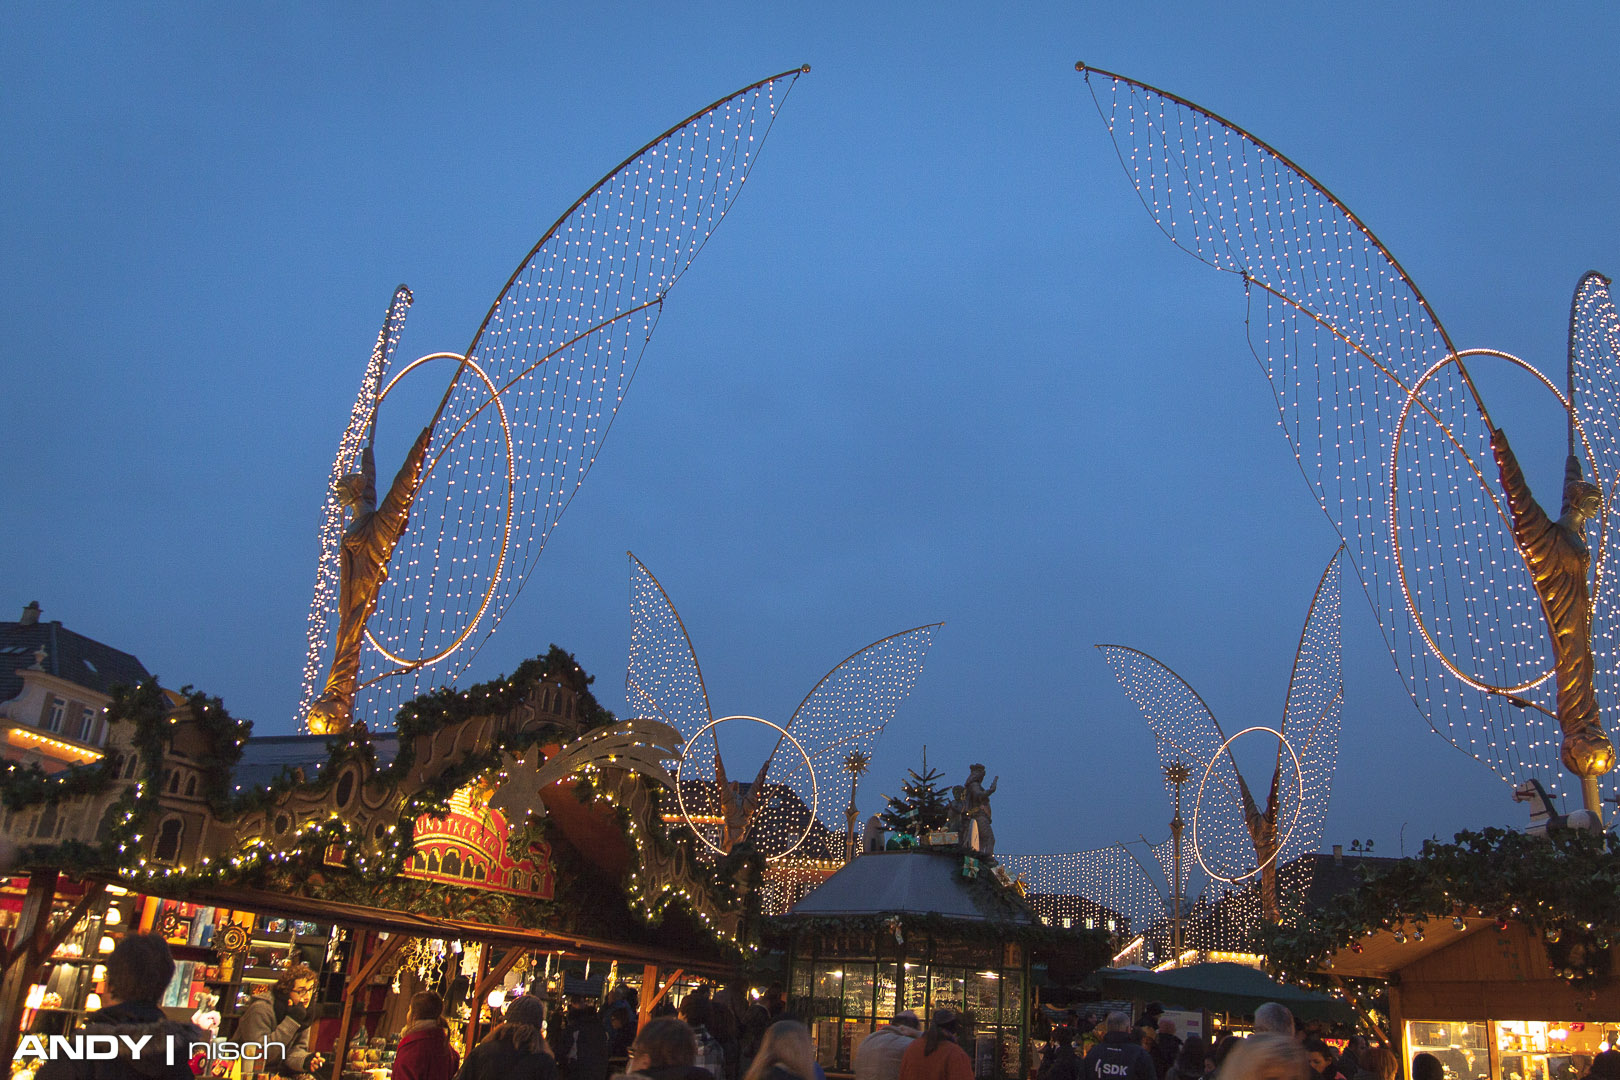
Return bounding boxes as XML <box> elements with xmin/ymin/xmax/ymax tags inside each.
<box><xmin>1024</xmin><ymin>1001</ymin><xmax>1620</xmax><ymax>1080</ymax></box>
<box><xmin>36</xmin><ymin>935</ymin><xmax>1620</xmax><ymax>1080</ymax></box>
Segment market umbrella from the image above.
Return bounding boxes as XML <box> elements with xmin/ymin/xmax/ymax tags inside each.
<box><xmin>1089</xmin><ymin>962</ymin><xmax>1353</xmax><ymax>1024</ymax></box>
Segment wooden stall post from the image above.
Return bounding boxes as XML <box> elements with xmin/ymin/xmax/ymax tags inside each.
<box><xmin>0</xmin><ymin>874</ymin><xmax>98</xmax><ymax>1063</ymax></box>
<box><xmin>637</xmin><ymin>966</ymin><xmax>657</xmax><ymax>1029</ymax></box>
<box><xmin>637</xmin><ymin>966</ymin><xmax>682</xmax><ymax>1029</ymax></box>
<box><xmin>0</xmin><ymin>870</ymin><xmax>59</xmax><ymax>1063</ymax></box>
<box><xmin>467</xmin><ymin>947</ymin><xmax>527</xmax><ymax>1047</ymax></box>
<box><xmin>1330</xmin><ymin>975</ymin><xmax>1391</xmax><ymax>1049</ymax></box>
<box><xmin>332</xmin><ymin>932</ymin><xmax>407</xmax><ymax>1065</ymax></box>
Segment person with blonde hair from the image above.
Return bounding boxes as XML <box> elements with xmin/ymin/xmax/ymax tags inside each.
<box><xmin>743</xmin><ymin>1021</ymin><xmax>817</xmax><ymax>1080</ymax></box>
<box><xmin>1217</xmin><ymin>1034</ymin><xmax>1308</xmax><ymax>1080</ymax></box>
<box><xmin>1359</xmin><ymin>1047</ymin><xmax>1397</xmax><ymax>1080</ymax></box>
<box><xmin>625</xmin><ymin>1016</ymin><xmax>715</xmax><ymax>1080</ymax></box>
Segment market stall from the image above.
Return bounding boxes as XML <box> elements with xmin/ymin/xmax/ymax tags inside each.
<box><xmin>770</xmin><ymin>848</ymin><xmax>1110</xmax><ymax>1078</ymax></box>
<box><xmin>1317</xmin><ymin>919</ymin><xmax>1619</xmax><ymax>1080</ymax></box>
<box><xmin>2</xmin><ymin>653</ymin><xmax>758</xmax><ymax>1069</ymax></box>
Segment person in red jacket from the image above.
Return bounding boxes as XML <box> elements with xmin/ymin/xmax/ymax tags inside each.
<box><xmin>898</xmin><ymin>1010</ymin><xmax>973</xmax><ymax>1080</ymax></box>
<box><xmin>395</xmin><ymin>993</ymin><xmax>461</xmax><ymax>1080</ymax></box>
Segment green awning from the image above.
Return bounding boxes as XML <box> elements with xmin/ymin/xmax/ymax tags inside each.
<box><xmin>1090</xmin><ymin>962</ymin><xmax>1353</xmax><ymax>1024</ymax></box>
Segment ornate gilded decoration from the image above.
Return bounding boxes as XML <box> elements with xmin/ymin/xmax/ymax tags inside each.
<box><xmin>1490</xmin><ymin>431</ymin><xmax>1616</xmax><ymax>778</ymax></box>
<box><xmin>307</xmin><ymin>426</ymin><xmax>432</xmax><ymax>734</ymax></box>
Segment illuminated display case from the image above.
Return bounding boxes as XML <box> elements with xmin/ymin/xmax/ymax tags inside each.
<box><xmin>1403</xmin><ymin>1020</ymin><xmax>1620</xmax><ymax>1080</ymax></box>
<box><xmin>788</xmin><ymin>932</ymin><xmax>1027</xmax><ymax>1077</ymax></box>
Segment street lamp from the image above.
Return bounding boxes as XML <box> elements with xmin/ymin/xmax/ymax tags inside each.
<box><xmin>1164</xmin><ymin>761</ymin><xmax>1191</xmax><ymax>965</ymax></box>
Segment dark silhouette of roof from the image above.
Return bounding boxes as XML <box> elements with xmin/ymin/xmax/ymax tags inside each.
<box><xmin>0</xmin><ymin>604</ymin><xmax>151</xmax><ymax>704</ymax></box>
<box><xmin>231</xmin><ymin>733</ymin><xmax>402</xmax><ymax>790</ymax></box>
<box><xmin>785</xmin><ymin>849</ymin><xmax>1036</xmax><ymax>923</ymax></box>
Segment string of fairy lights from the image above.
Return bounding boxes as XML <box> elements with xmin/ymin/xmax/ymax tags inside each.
<box><xmin>297</xmin><ymin>286</ymin><xmax>411</xmax><ymax>718</ymax></box>
<box><xmin>1010</xmin><ymin>551</ymin><xmax>1345</xmax><ymax>957</ymax></box>
<box><xmin>1081</xmin><ymin>65</ymin><xmax>1618</xmax><ymax>808</ymax></box>
<box><xmin>1570</xmin><ymin>273</ymin><xmax>1620</xmax><ymax>801</ymax></box>
<box><xmin>298</xmin><ymin>70</ymin><xmax>804</xmax><ymax>729</ymax></box>
<box><xmin>625</xmin><ymin>552</ymin><xmax>940</xmax><ymax>862</ymax></box>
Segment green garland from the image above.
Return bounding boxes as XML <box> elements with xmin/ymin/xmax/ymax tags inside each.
<box><xmin>1262</xmin><ymin>827</ymin><xmax>1620</xmax><ymax>986</ymax></box>
<box><xmin>772</xmin><ymin>910</ymin><xmax>1114</xmax><ymax>961</ymax></box>
<box><xmin>9</xmin><ymin>647</ymin><xmax>775</xmax><ymax>964</ymax></box>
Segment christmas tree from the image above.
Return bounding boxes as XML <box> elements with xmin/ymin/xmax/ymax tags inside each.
<box><xmin>879</xmin><ymin>754</ymin><xmax>952</xmax><ymax>841</ymax></box>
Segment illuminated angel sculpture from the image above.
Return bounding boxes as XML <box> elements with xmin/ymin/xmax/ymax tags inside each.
<box><xmin>298</xmin><ymin>68</ymin><xmax>808</xmax><ymax>733</ymax></box>
<box><xmin>625</xmin><ymin>552</ymin><xmax>941</xmax><ymax>861</ymax></box>
<box><xmin>1080</xmin><ymin>64</ymin><xmax>1618</xmax><ymax>817</ymax></box>
<box><xmin>1097</xmin><ymin>548</ymin><xmax>1344</xmax><ymax>922</ymax></box>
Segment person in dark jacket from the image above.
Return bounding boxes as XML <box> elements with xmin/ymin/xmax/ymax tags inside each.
<box><xmin>625</xmin><ymin>1017</ymin><xmax>715</xmax><ymax>1080</ymax></box>
<box><xmin>1042</xmin><ymin>1030</ymin><xmax>1080</xmax><ymax>1080</ymax></box>
<box><xmin>456</xmin><ymin>995</ymin><xmax>555</xmax><ymax>1080</ymax></box>
<box><xmin>1151</xmin><ymin>1020</ymin><xmax>1182</xmax><ymax>1080</ymax></box>
<box><xmin>1162</xmin><ymin>1037</ymin><xmax>1205</xmax><ymax>1080</ymax></box>
<box><xmin>36</xmin><ymin>933</ymin><xmax>209</xmax><ymax>1080</ymax></box>
<box><xmin>742</xmin><ymin>987</ymin><xmax>785</xmax><ymax>1064</ymax></box>
<box><xmin>395</xmin><ymin>993</ymin><xmax>459</xmax><ymax>1080</ymax></box>
<box><xmin>1081</xmin><ymin>1012</ymin><xmax>1156</xmax><ymax>1080</ymax></box>
<box><xmin>561</xmin><ymin>1001</ymin><xmax>608</xmax><ymax>1080</ymax></box>
<box><xmin>233</xmin><ymin>962</ymin><xmax>325</xmax><ymax>1077</ymax></box>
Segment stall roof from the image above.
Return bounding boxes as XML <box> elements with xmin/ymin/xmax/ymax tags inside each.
<box><xmin>784</xmin><ymin>850</ymin><xmax>1034</xmax><ymax>924</ymax></box>
<box><xmin>1091</xmin><ymin>962</ymin><xmax>1353</xmax><ymax>1024</ymax></box>
<box><xmin>1317</xmin><ymin>917</ymin><xmax>1492</xmax><ymax>980</ymax></box>
<box><xmin>167</xmin><ymin>882</ymin><xmax>734</xmax><ymax>976</ymax></box>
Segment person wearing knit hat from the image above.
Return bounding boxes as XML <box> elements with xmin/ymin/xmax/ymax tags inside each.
<box><xmin>458</xmin><ymin>994</ymin><xmax>556</xmax><ymax>1080</ymax></box>
<box><xmin>897</xmin><ymin>1009</ymin><xmax>971</xmax><ymax>1080</ymax></box>
<box><xmin>854</xmin><ymin>1010</ymin><xmax>921</xmax><ymax>1080</ymax></box>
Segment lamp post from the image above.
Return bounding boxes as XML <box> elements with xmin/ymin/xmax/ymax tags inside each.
<box><xmin>1164</xmin><ymin>761</ymin><xmax>1191</xmax><ymax>965</ymax></box>
<box><xmin>843</xmin><ymin>751</ymin><xmax>871</xmax><ymax>863</ymax></box>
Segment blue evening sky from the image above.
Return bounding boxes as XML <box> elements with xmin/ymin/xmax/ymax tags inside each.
<box><xmin>5</xmin><ymin>4</ymin><xmax>1619</xmax><ymax>860</ymax></box>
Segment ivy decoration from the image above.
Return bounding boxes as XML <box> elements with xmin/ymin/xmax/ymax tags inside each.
<box><xmin>1262</xmin><ymin>826</ymin><xmax>1620</xmax><ymax>987</ymax></box>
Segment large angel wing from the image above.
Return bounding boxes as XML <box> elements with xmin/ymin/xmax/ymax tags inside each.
<box><xmin>299</xmin><ymin>285</ymin><xmax>413</xmax><ymax>710</ymax></box>
<box><xmin>1081</xmin><ymin>66</ymin><xmax>1569</xmax><ymax>795</ymax></box>
<box><xmin>753</xmin><ymin>624</ymin><xmax>942</xmax><ymax>856</ymax></box>
<box><xmin>1096</xmin><ymin>644</ymin><xmax>1253</xmax><ymax>882</ymax></box>
<box><xmin>300</xmin><ymin>69</ymin><xmax>807</xmax><ymax>727</ymax></box>
<box><xmin>1570</xmin><ymin>273</ymin><xmax>1620</xmax><ymax>810</ymax></box>
<box><xmin>1274</xmin><ymin>549</ymin><xmax>1345</xmax><ymax>907</ymax></box>
<box><xmin>626</xmin><ymin>552</ymin><xmax>714</xmax><ymax>740</ymax></box>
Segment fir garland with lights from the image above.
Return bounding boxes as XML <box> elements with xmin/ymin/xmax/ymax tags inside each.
<box><xmin>8</xmin><ymin>645</ymin><xmax>756</xmax><ymax>961</ymax></box>
<box><xmin>1262</xmin><ymin>827</ymin><xmax>1620</xmax><ymax>986</ymax></box>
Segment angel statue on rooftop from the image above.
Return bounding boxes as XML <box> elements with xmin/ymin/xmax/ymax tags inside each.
<box><xmin>963</xmin><ymin>763</ymin><xmax>997</xmax><ymax>857</ymax></box>
<box><xmin>306</xmin><ymin>415</ymin><xmax>433</xmax><ymax>736</ymax></box>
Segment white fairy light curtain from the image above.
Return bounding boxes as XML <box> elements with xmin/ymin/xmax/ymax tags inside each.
<box><xmin>1081</xmin><ymin>65</ymin><xmax>1620</xmax><ymax>808</ymax></box>
<box><xmin>1096</xmin><ymin>548</ymin><xmax>1344</xmax><ymax>930</ymax></box>
<box><xmin>1002</xmin><ymin>843</ymin><xmax>1174</xmax><ymax>944</ymax></box>
<box><xmin>299</xmin><ymin>69</ymin><xmax>806</xmax><ymax>727</ymax></box>
<box><xmin>626</xmin><ymin>552</ymin><xmax>940</xmax><ymax>860</ymax></box>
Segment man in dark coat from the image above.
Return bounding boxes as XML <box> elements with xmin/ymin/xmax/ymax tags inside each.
<box><xmin>1081</xmin><ymin>1012</ymin><xmax>1156</xmax><ymax>1080</ymax></box>
<box><xmin>36</xmin><ymin>934</ymin><xmax>208</xmax><ymax>1080</ymax></box>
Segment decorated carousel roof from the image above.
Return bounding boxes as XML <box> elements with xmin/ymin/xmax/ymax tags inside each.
<box><xmin>785</xmin><ymin>849</ymin><xmax>1035</xmax><ymax>924</ymax></box>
